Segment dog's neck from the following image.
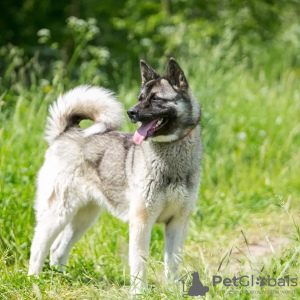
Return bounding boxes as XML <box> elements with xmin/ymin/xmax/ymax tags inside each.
<box><xmin>143</xmin><ymin>126</ymin><xmax>201</xmax><ymax>159</ymax></box>
<box><xmin>139</xmin><ymin>127</ymin><xmax>202</xmax><ymax>183</ymax></box>
<box><xmin>175</xmin><ymin>109</ymin><xmax>201</xmax><ymax>142</ymax></box>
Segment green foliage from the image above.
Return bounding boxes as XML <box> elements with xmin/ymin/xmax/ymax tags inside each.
<box><xmin>1</xmin><ymin>0</ymin><xmax>300</xmax><ymax>87</ymax></box>
<box><xmin>1</xmin><ymin>1</ymin><xmax>300</xmax><ymax>299</ymax></box>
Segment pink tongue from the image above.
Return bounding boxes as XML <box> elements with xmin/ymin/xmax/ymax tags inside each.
<box><xmin>133</xmin><ymin>120</ymin><xmax>158</xmax><ymax>145</ymax></box>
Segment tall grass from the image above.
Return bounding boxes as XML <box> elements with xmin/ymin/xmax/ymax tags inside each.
<box><xmin>1</xmin><ymin>17</ymin><xmax>300</xmax><ymax>299</ymax></box>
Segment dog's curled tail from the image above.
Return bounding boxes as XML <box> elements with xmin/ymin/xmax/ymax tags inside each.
<box><xmin>45</xmin><ymin>85</ymin><xmax>124</xmax><ymax>144</ymax></box>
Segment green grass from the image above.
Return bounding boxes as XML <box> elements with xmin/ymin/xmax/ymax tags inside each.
<box><xmin>1</xmin><ymin>48</ymin><xmax>300</xmax><ymax>299</ymax></box>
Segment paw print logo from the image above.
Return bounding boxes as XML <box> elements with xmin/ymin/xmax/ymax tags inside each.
<box><xmin>256</xmin><ymin>276</ymin><xmax>266</xmax><ymax>286</ymax></box>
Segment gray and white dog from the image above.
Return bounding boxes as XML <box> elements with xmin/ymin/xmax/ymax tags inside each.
<box><xmin>28</xmin><ymin>58</ymin><xmax>202</xmax><ymax>294</ymax></box>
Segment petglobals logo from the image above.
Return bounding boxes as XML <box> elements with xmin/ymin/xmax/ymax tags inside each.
<box><xmin>178</xmin><ymin>272</ymin><xmax>298</xmax><ymax>298</ymax></box>
<box><xmin>179</xmin><ymin>272</ymin><xmax>209</xmax><ymax>298</ymax></box>
<box><xmin>212</xmin><ymin>275</ymin><xmax>298</xmax><ymax>287</ymax></box>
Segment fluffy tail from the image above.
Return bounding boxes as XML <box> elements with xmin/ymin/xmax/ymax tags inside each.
<box><xmin>45</xmin><ymin>85</ymin><xmax>124</xmax><ymax>144</ymax></box>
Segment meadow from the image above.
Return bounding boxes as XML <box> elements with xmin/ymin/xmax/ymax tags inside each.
<box><xmin>1</xmin><ymin>9</ymin><xmax>300</xmax><ymax>300</ymax></box>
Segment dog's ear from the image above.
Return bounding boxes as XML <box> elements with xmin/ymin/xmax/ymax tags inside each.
<box><xmin>140</xmin><ymin>60</ymin><xmax>160</xmax><ymax>86</ymax></box>
<box><xmin>165</xmin><ymin>58</ymin><xmax>188</xmax><ymax>90</ymax></box>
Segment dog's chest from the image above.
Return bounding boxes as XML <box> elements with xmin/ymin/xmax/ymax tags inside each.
<box><xmin>142</xmin><ymin>138</ymin><xmax>201</xmax><ymax>209</ymax></box>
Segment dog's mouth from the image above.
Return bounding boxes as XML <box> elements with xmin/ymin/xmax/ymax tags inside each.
<box><xmin>133</xmin><ymin>117</ymin><xmax>169</xmax><ymax>145</ymax></box>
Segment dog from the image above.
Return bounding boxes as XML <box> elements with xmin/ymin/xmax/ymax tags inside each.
<box><xmin>28</xmin><ymin>58</ymin><xmax>202</xmax><ymax>294</ymax></box>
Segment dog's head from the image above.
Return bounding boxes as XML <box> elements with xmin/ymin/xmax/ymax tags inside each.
<box><xmin>128</xmin><ymin>58</ymin><xmax>201</xmax><ymax>145</ymax></box>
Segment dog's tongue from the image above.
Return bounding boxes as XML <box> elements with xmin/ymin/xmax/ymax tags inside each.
<box><xmin>133</xmin><ymin>120</ymin><xmax>157</xmax><ymax>145</ymax></box>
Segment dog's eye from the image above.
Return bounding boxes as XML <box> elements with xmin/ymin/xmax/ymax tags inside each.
<box><xmin>152</xmin><ymin>96</ymin><xmax>159</xmax><ymax>101</ymax></box>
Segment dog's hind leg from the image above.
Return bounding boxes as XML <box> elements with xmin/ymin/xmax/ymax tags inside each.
<box><xmin>50</xmin><ymin>202</ymin><xmax>102</xmax><ymax>270</ymax></box>
<box><xmin>28</xmin><ymin>210</ymin><xmax>73</xmax><ymax>276</ymax></box>
<box><xmin>164</xmin><ymin>216</ymin><xmax>189</xmax><ymax>280</ymax></box>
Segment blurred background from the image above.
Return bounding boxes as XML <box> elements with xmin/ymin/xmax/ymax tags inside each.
<box><xmin>1</xmin><ymin>0</ymin><xmax>300</xmax><ymax>88</ymax></box>
<box><xmin>1</xmin><ymin>1</ymin><xmax>300</xmax><ymax>298</ymax></box>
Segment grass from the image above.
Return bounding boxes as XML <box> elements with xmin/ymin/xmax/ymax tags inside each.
<box><xmin>1</xmin><ymin>44</ymin><xmax>300</xmax><ymax>299</ymax></box>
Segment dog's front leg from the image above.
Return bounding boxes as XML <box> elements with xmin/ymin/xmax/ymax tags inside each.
<box><xmin>164</xmin><ymin>216</ymin><xmax>189</xmax><ymax>280</ymax></box>
<box><xmin>129</xmin><ymin>213</ymin><xmax>153</xmax><ymax>295</ymax></box>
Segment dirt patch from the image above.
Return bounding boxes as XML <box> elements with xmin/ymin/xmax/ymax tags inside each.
<box><xmin>222</xmin><ymin>235</ymin><xmax>290</xmax><ymax>273</ymax></box>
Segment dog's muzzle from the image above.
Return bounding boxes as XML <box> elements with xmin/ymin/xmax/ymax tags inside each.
<box><xmin>127</xmin><ymin>107</ymin><xmax>139</xmax><ymax>123</ymax></box>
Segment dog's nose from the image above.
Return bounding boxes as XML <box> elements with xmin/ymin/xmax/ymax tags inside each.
<box><xmin>127</xmin><ymin>108</ymin><xmax>138</xmax><ymax>119</ymax></box>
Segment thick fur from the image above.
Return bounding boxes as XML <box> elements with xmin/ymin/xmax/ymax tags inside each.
<box><xmin>28</xmin><ymin>59</ymin><xmax>202</xmax><ymax>295</ymax></box>
<box><xmin>45</xmin><ymin>85</ymin><xmax>124</xmax><ymax>143</ymax></box>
